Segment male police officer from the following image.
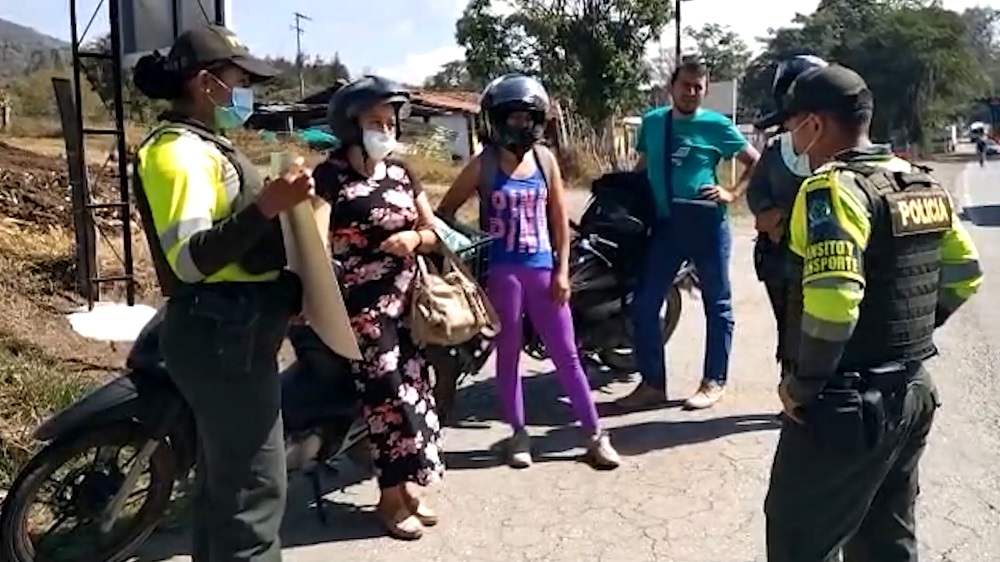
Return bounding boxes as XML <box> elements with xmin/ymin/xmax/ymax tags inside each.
<box><xmin>748</xmin><ymin>55</ymin><xmax>828</xmax><ymax>367</ymax></box>
<box><xmin>764</xmin><ymin>64</ymin><xmax>983</xmax><ymax>562</ymax></box>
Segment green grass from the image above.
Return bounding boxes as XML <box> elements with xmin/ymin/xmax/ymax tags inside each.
<box><xmin>0</xmin><ymin>339</ymin><xmax>96</xmax><ymax>489</ymax></box>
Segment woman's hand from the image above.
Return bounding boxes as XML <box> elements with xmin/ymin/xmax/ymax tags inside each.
<box><xmin>255</xmin><ymin>165</ymin><xmax>315</xmax><ymax>218</ymax></box>
<box><xmin>380</xmin><ymin>231</ymin><xmax>422</xmax><ymax>256</ymax></box>
<box><xmin>551</xmin><ymin>268</ymin><xmax>571</xmax><ymax>305</ymax></box>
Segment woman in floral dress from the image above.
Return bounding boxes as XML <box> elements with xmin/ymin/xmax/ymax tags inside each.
<box><xmin>313</xmin><ymin>76</ymin><xmax>443</xmax><ymax>541</ymax></box>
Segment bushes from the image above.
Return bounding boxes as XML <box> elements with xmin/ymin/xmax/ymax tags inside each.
<box><xmin>406</xmin><ymin>150</ymin><xmax>464</xmax><ymax>186</ymax></box>
<box><xmin>554</xmin><ymin>145</ymin><xmax>605</xmax><ymax>189</ymax></box>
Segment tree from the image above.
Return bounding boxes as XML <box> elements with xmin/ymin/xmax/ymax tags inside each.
<box><xmin>424</xmin><ymin>59</ymin><xmax>480</xmax><ymax>90</ymax></box>
<box><xmin>739</xmin><ymin>2</ymin><xmax>982</xmax><ymax>145</ymax></box>
<box><xmin>685</xmin><ymin>23</ymin><xmax>751</xmax><ymax>82</ymax></box>
<box><xmin>961</xmin><ymin>6</ymin><xmax>1000</xmax><ymax>94</ymax></box>
<box><xmin>851</xmin><ymin>7</ymin><xmax>983</xmax><ymax>143</ymax></box>
<box><xmin>77</xmin><ymin>35</ymin><xmax>162</xmax><ymax>123</ymax></box>
<box><xmin>254</xmin><ymin>54</ymin><xmax>349</xmax><ymax>101</ymax></box>
<box><xmin>456</xmin><ymin>0</ymin><xmax>673</xmax><ymax>132</ymax></box>
<box><xmin>456</xmin><ymin>0</ymin><xmax>528</xmax><ymax>85</ymax></box>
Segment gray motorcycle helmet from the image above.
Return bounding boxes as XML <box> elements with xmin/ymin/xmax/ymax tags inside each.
<box><xmin>754</xmin><ymin>54</ymin><xmax>828</xmax><ymax>131</ymax></box>
<box><xmin>326</xmin><ymin>75</ymin><xmax>411</xmax><ymax>147</ymax></box>
<box><xmin>479</xmin><ymin>74</ymin><xmax>550</xmax><ymax>144</ymax></box>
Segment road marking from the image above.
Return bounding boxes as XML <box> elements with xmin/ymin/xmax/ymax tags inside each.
<box><xmin>961</xmin><ymin>164</ymin><xmax>973</xmax><ymax>210</ymax></box>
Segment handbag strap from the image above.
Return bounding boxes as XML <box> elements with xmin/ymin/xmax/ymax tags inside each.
<box><xmin>662</xmin><ymin>108</ymin><xmax>675</xmax><ymax>208</ymax></box>
<box><xmin>415</xmin><ymin>255</ymin><xmax>430</xmax><ymax>279</ymax></box>
<box><xmin>434</xmin><ymin>241</ymin><xmax>501</xmax><ymax>335</ymax></box>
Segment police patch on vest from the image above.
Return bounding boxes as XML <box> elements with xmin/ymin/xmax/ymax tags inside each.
<box><xmin>803</xmin><ymin>239</ymin><xmax>862</xmax><ymax>278</ymax></box>
<box><xmin>805</xmin><ymin>187</ymin><xmax>840</xmax><ymax>240</ymax></box>
<box><xmin>885</xmin><ymin>190</ymin><xmax>952</xmax><ymax>237</ymax></box>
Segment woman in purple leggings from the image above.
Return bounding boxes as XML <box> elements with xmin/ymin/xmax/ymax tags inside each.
<box><xmin>438</xmin><ymin>74</ymin><xmax>620</xmax><ymax>470</ymax></box>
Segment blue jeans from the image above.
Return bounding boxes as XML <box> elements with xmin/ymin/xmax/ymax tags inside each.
<box><xmin>631</xmin><ymin>203</ymin><xmax>734</xmax><ymax>391</ymax></box>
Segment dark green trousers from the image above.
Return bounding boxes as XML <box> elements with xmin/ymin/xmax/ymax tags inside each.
<box><xmin>765</xmin><ymin>365</ymin><xmax>940</xmax><ymax>562</ymax></box>
<box><xmin>161</xmin><ymin>276</ymin><xmax>298</xmax><ymax>562</ymax></box>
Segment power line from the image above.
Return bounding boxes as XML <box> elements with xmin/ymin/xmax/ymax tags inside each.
<box><xmin>292</xmin><ymin>11</ymin><xmax>312</xmax><ymax>98</ymax></box>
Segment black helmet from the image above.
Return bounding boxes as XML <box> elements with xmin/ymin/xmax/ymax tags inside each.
<box><xmin>753</xmin><ymin>54</ymin><xmax>828</xmax><ymax>131</ymax></box>
<box><xmin>326</xmin><ymin>75</ymin><xmax>411</xmax><ymax>146</ymax></box>
<box><xmin>480</xmin><ymin>74</ymin><xmax>550</xmax><ymax>148</ymax></box>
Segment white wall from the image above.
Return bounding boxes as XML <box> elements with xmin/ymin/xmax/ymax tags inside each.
<box><xmin>426</xmin><ymin>114</ymin><xmax>472</xmax><ymax>160</ymax></box>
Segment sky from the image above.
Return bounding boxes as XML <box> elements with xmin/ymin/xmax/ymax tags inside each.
<box><xmin>2</xmin><ymin>0</ymin><xmax>990</xmax><ymax>86</ymax></box>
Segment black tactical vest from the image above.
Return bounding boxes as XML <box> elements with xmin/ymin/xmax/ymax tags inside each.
<box><xmin>133</xmin><ymin>118</ymin><xmax>285</xmax><ymax>297</ymax></box>
<box><xmin>783</xmin><ymin>159</ymin><xmax>950</xmax><ymax>372</ymax></box>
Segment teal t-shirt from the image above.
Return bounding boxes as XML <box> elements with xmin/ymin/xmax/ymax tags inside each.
<box><xmin>636</xmin><ymin>106</ymin><xmax>748</xmax><ymax>218</ymax></box>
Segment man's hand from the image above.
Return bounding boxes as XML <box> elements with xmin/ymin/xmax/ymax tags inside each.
<box><xmin>380</xmin><ymin>231</ymin><xmax>421</xmax><ymax>256</ymax></box>
<box><xmin>778</xmin><ymin>377</ymin><xmax>805</xmax><ymax>424</ymax></box>
<box><xmin>551</xmin><ymin>268</ymin><xmax>571</xmax><ymax>305</ymax></box>
<box><xmin>700</xmin><ymin>185</ymin><xmax>735</xmax><ymax>204</ymax></box>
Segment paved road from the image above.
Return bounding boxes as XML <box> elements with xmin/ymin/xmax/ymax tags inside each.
<box><xmin>142</xmin><ymin>162</ymin><xmax>1000</xmax><ymax>562</ymax></box>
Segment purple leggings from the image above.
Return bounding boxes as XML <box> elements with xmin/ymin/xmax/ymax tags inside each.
<box><xmin>487</xmin><ymin>264</ymin><xmax>600</xmax><ymax>433</ymax></box>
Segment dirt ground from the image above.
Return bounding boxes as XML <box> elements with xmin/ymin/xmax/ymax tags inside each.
<box><xmin>0</xmin><ymin>141</ymin><xmax>135</xmax><ymax>228</ymax></box>
<box><xmin>0</xmin><ymin>141</ymin><xmax>160</xmax><ymax>377</ymax></box>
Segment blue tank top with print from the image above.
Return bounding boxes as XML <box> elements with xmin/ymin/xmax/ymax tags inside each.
<box><xmin>484</xmin><ymin>164</ymin><xmax>554</xmax><ymax>269</ymax></box>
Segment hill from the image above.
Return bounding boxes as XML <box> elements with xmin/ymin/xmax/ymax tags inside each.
<box><xmin>0</xmin><ymin>17</ymin><xmax>70</xmax><ymax>82</ymax></box>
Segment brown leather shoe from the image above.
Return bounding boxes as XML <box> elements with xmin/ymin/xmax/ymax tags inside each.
<box><xmin>407</xmin><ymin>499</ymin><xmax>439</xmax><ymax>527</ymax></box>
<box><xmin>683</xmin><ymin>380</ymin><xmax>725</xmax><ymax>410</ymax></box>
<box><xmin>376</xmin><ymin>507</ymin><xmax>424</xmax><ymax>540</ymax></box>
<box><xmin>616</xmin><ymin>383</ymin><xmax>668</xmax><ymax>410</ymax></box>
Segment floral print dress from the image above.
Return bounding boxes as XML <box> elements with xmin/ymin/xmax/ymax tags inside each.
<box><xmin>315</xmin><ymin>155</ymin><xmax>444</xmax><ymax>488</ymax></box>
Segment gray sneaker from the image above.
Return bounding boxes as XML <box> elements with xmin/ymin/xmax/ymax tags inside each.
<box><xmin>507</xmin><ymin>429</ymin><xmax>532</xmax><ymax>469</ymax></box>
<box><xmin>683</xmin><ymin>380</ymin><xmax>725</xmax><ymax>410</ymax></box>
<box><xmin>585</xmin><ymin>432</ymin><xmax>621</xmax><ymax>470</ymax></box>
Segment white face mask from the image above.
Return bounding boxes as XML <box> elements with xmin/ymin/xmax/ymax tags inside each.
<box><xmin>778</xmin><ymin>132</ymin><xmax>812</xmax><ymax>177</ymax></box>
<box><xmin>362</xmin><ymin>129</ymin><xmax>397</xmax><ymax>162</ymax></box>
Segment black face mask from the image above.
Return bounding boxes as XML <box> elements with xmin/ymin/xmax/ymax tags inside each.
<box><xmin>499</xmin><ymin>125</ymin><xmax>537</xmax><ymax>152</ymax></box>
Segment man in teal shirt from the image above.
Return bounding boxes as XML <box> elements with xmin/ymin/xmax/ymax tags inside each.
<box><xmin>620</xmin><ymin>58</ymin><xmax>759</xmax><ymax>410</ymax></box>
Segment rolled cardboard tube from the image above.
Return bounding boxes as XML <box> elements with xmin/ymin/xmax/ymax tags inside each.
<box><xmin>270</xmin><ymin>151</ymin><xmax>305</xmax><ymax>178</ymax></box>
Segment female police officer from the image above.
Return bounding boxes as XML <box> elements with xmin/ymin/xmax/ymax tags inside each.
<box><xmin>133</xmin><ymin>25</ymin><xmax>313</xmax><ymax>562</ymax></box>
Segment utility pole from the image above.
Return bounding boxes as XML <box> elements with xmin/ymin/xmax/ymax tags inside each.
<box><xmin>674</xmin><ymin>0</ymin><xmax>682</xmax><ymax>66</ymax></box>
<box><xmin>292</xmin><ymin>11</ymin><xmax>312</xmax><ymax>98</ymax></box>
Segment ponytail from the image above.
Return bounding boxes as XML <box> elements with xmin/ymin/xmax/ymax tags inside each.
<box><xmin>133</xmin><ymin>52</ymin><xmax>186</xmax><ymax>101</ymax></box>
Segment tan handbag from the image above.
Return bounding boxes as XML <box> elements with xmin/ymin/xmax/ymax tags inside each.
<box><xmin>410</xmin><ymin>243</ymin><xmax>499</xmax><ymax>347</ymax></box>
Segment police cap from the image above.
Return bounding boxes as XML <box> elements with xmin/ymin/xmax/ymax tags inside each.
<box><xmin>783</xmin><ymin>64</ymin><xmax>874</xmax><ymax>120</ymax></box>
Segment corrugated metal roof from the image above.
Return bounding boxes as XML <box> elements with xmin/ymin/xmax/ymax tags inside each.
<box><xmin>296</xmin><ymin>86</ymin><xmax>480</xmax><ymax>114</ymax></box>
<box><xmin>412</xmin><ymin>90</ymin><xmax>480</xmax><ymax>114</ymax></box>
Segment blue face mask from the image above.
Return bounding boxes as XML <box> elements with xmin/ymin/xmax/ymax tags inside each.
<box><xmin>213</xmin><ymin>86</ymin><xmax>254</xmax><ymax>131</ymax></box>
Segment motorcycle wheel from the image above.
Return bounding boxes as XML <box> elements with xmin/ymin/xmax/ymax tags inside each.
<box><xmin>0</xmin><ymin>422</ymin><xmax>177</xmax><ymax>562</ymax></box>
<box><xmin>600</xmin><ymin>285</ymin><xmax>683</xmax><ymax>373</ymax></box>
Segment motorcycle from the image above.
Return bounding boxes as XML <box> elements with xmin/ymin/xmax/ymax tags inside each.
<box><xmin>0</xmin><ymin>226</ymin><xmax>494</xmax><ymax>562</ymax></box>
<box><xmin>522</xmin><ymin>171</ymin><xmax>700</xmax><ymax>372</ymax></box>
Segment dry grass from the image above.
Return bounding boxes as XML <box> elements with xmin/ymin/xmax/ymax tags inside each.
<box><xmin>0</xmin><ymin>219</ymin><xmax>160</xmax><ymax>487</ymax></box>
<box><xmin>0</xmin><ymin>222</ymin><xmax>92</xmax><ymax>487</ymax></box>
<box><xmin>0</xmin><ymin>340</ymin><xmax>96</xmax><ymax>489</ymax></box>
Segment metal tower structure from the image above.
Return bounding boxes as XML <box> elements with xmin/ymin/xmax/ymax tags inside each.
<box><xmin>59</xmin><ymin>0</ymin><xmax>226</xmax><ymax>309</ymax></box>
<box><xmin>59</xmin><ymin>0</ymin><xmax>134</xmax><ymax>308</ymax></box>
